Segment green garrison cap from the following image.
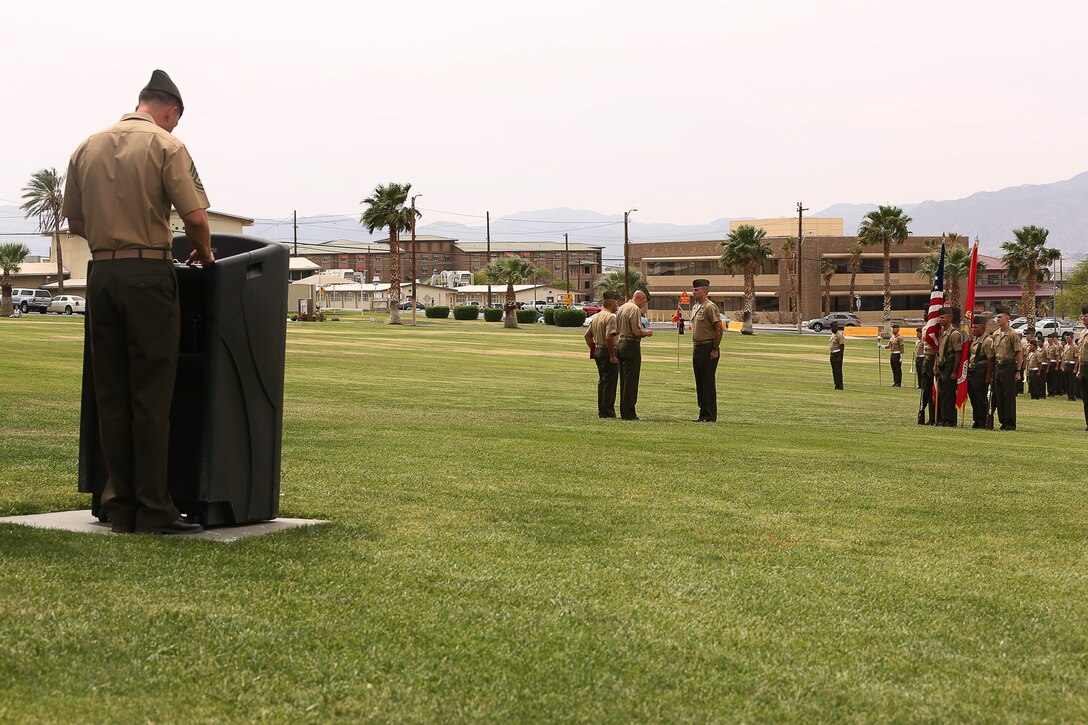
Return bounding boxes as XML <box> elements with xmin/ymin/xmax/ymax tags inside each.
<box><xmin>143</xmin><ymin>69</ymin><xmax>183</xmax><ymax>112</ymax></box>
<box><xmin>603</xmin><ymin>292</ymin><xmax>620</xmax><ymax>301</ymax></box>
<box><xmin>692</xmin><ymin>279</ymin><xmax>710</xmax><ymax>287</ymax></box>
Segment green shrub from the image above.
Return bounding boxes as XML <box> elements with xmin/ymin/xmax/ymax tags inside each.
<box><xmin>554</xmin><ymin>309</ymin><xmax>587</xmax><ymax>327</ymax></box>
<box><xmin>543</xmin><ymin>308</ymin><xmax>557</xmax><ymax>325</ymax></box>
<box><xmin>515</xmin><ymin>309</ymin><xmax>537</xmax><ymax>324</ymax></box>
<box><xmin>425</xmin><ymin>306</ymin><xmax>450</xmax><ymax>319</ymax></box>
<box><xmin>483</xmin><ymin>308</ymin><xmax>503</xmax><ymax>322</ymax></box>
<box><xmin>453</xmin><ymin>306</ymin><xmax>480</xmax><ymax>320</ymax></box>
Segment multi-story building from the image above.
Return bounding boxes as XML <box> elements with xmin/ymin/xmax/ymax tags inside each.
<box><xmin>295</xmin><ymin>236</ymin><xmax>604</xmax><ymax>299</ymax></box>
<box><xmin>632</xmin><ymin>218</ymin><xmax>944</xmax><ymax>321</ymax></box>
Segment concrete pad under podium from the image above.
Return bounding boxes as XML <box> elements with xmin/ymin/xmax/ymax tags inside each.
<box><xmin>0</xmin><ymin>510</ymin><xmax>328</xmax><ymax>542</ymax></box>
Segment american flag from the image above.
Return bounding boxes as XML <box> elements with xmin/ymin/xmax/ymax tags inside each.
<box><xmin>923</xmin><ymin>242</ymin><xmax>946</xmax><ymax>354</ymax></box>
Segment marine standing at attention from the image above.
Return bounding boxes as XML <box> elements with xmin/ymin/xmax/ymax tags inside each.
<box><xmin>62</xmin><ymin>70</ymin><xmax>213</xmax><ymax>534</ymax></box>
<box><xmin>966</xmin><ymin>316</ymin><xmax>994</xmax><ymax>429</ymax></box>
<box><xmin>1075</xmin><ymin>306</ymin><xmax>1088</xmax><ymax>429</ymax></box>
<box><xmin>881</xmin><ymin>323</ymin><xmax>904</xmax><ymax>387</ymax></box>
<box><xmin>935</xmin><ymin>307</ymin><xmax>963</xmax><ymax>426</ymax></box>
<box><xmin>584</xmin><ymin>292</ymin><xmax>620</xmax><ymax>418</ymax></box>
<box><xmin>1063</xmin><ymin>331</ymin><xmax>1077</xmax><ymax>401</ymax></box>
<box><xmin>615</xmin><ymin>290</ymin><xmax>653</xmax><ymax>420</ymax></box>
<box><xmin>990</xmin><ymin>307</ymin><xmax>1023</xmax><ymax>431</ymax></box>
<box><xmin>829</xmin><ymin>321</ymin><xmax>845</xmax><ymax>390</ymax></box>
<box><xmin>688</xmin><ymin>279</ymin><xmax>723</xmax><ymax>422</ymax></box>
<box><xmin>913</xmin><ymin>327</ymin><xmax>925</xmax><ymax>389</ymax></box>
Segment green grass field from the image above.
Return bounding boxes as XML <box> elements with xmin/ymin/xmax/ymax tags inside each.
<box><xmin>2</xmin><ymin>314</ymin><xmax>1086</xmax><ymax>722</ymax></box>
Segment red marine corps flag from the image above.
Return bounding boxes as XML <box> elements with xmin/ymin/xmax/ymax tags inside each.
<box><xmin>955</xmin><ymin>241</ymin><xmax>980</xmax><ymax>410</ymax></box>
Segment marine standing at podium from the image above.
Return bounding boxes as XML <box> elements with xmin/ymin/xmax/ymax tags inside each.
<box><xmin>62</xmin><ymin>70</ymin><xmax>213</xmax><ymax>535</ymax></box>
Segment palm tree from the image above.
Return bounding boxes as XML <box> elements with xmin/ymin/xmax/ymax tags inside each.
<box><xmin>0</xmin><ymin>242</ymin><xmax>31</xmax><ymax>317</ymax></box>
<box><xmin>20</xmin><ymin>168</ymin><xmax>65</xmax><ymax>294</ymax></box>
<box><xmin>360</xmin><ymin>182</ymin><xmax>419</xmax><ymax>324</ymax></box>
<box><xmin>594</xmin><ymin>269</ymin><xmax>648</xmax><ymax>300</ymax></box>
<box><xmin>917</xmin><ymin>242</ymin><xmax>986</xmax><ymax>309</ymax></box>
<box><xmin>719</xmin><ymin>224</ymin><xmax>772</xmax><ymax>334</ymax></box>
<box><xmin>1001</xmin><ymin>225</ymin><xmax>1061</xmax><ymax>327</ymax></box>
<box><xmin>847</xmin><ymin>244</ymin><xmax>864</xmax><ymax>313</ymax></box>
<box><xmin>484</xmin><ymin>255</ymin><xmax>547</xmax><ymax>328</ymax></box>
<box><xmin>821</xmin><ymin>259</ymin><xmax>836</xmax><ymax>316</ymax></box>
<box><xmin>782</xmin><ymin>237</ymin><xmax>798</xmax><ymax>325</ymax></box>
<box><xmin>857</xmin><ymin>205</ymin><xmax>912</xmax><ymax>335</ymax></box>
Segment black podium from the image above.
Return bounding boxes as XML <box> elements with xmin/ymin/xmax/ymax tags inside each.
<box><xmin>78</xmin><ymin>234</ymin><xmax>288</xmax><ymax>526</ymax></box>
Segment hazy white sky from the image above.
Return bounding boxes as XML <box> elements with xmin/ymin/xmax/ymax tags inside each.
<box><xmin>2</xmin><ymin>0</ymin><xmax>1085</xmax><ymax>227</ymax></box>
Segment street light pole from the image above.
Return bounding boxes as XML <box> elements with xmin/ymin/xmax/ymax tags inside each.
<box><xmin>796</xmin><ymin>202</ymin><xmax>809</xmax><ymax>334</ymax></box>
<box><xmin>411</xmin><ymin>193</ymin><xmax>421</xmax><ymax>326</ymax></box>
<box><xmin>624</xmin><ymin>208</ymin><xmax>637</xmax><ymax>301</ymax></box>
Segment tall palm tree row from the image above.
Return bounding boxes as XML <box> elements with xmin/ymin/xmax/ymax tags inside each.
<box><xmin>781</xmin><ymin>237</ymin><xmax>798</xmax><ymax>325</ymax></box>
<box><xmin>484</xmin><ymin>255</ymin><xmax>548</xmax><ymax>328</ymax></box>
<box><xmin>847</xmin><ymin>244</ymin><xmax>864</xmax><ymax>313</ymax></box>
<box><xmin>20</xmin><ymin>168</ymin><xmax>65</xmax><ymax>294</ymax></box>
<box><xmin>857</xmin><ymin>205</ymin><xmax>912</xmax><ymax>334</ymax></box>
<box><xmin>821</xmin><ymin>259</ymin><xmax>836</xmax><ymax>316</ymax></box>
<box><xmin>719</xmin><ymin>224</ymin><xmax>772</xmax><ymax>334</ymax></box>
<box><xmin>917</xmin><ymin>240</ymin><xmax>986</xmax><ymax>309</ymax></box>
<box><xmin>594</xmin><ymin>269</ymin><xmax>648</xmax><ymax>301</ymax></box>
<box><xmin>359</xmin><ymin>182</ymin><xmax>419</xmax><ymax>324</ymax></box>
<box><xmin>1001</xmin><ymin>225</ymin><xmax>1060</xmax><ymax>327</ymax></box>
<box><xmin>0</xmin><ymin>242</ymin><xmax>31</xmax><ymax>317</ymax></box>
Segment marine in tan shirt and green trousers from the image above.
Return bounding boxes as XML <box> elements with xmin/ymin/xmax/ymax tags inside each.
<box><xmin>63</xmin><ymin>70</ymin><xmax>214</xmax><ymax>535</ymax></box>
<box><xmin>584</xmin><ymin>292</ymin><xmax>620</xmax><ymax>418</ymax></box>
<box><xmin>689</xmin><ymin>279</ymin><xmax>723</xmax><ymax>422</ymax></box>
<box><xmin>614</xmin><ymin>290</ymin><xmax>653</xmax><ymax>420</ymax></box>
<box><xmin>829</xmin><ymin>323</ymin><xmax>846</xmax><ymax>390</ymax></box>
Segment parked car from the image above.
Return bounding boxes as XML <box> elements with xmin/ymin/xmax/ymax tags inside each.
<box><xmin>805</xmin><ymin>312</ymin><xmax>861</xmax><ymax>332</ymax></box>
<box><xmin>1032</xmin><ymin>318</ymin><xmax>1074</xmax><ymax>338</ymax></box>
<box><xmin>523</xmin><ymin>300</ymin><xmax>551</xmax><ymax>312</ymax></box>
<box><xmin>12</xmin><ymin>289</ymin><xmax>52</xmax><ymax>313</ymax></box>
<box><xmin>46</xmin><ymin>295</ymin><xmax>86</xmax><ymax>315</ymax></box>
<box><xmin>397</xmin><ymin>301</ymin><xmax>425</xmax><ymax>310</ymax></box>
<box><xmin>580</xmin><ymin>304</ymin><xmax>602</xmax><ymax>316</ymax></box>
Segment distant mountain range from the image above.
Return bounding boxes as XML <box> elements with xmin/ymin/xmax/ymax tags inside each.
<box><xmin>4</xmin><ymin>171</ymin><xmax>1086</xmax><ymax>262</ymax></box>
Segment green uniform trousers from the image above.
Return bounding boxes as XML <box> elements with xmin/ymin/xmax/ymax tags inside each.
<box><xmin>593</xmin><ymin>348</ymin><xmax>618</xmax><ymax>418</ymax></box>
<box><xmin>692</xmin><ymin>342</ymin><xmax>718</xmax><ymax>421</ymax></box>
<box><xmin>617</xmin><ymin>338</ymin><xmax>642</xmax><ymax>420</ymax></box>
<box><xmin>993</xmin><ymin>360</ymin><xmax>1017</xmax><ymax>429</ymax></box>
<box><xmin>87</xmin><ymin>259</ymin><xmax>181</xmax><ymax>530</ymax></box>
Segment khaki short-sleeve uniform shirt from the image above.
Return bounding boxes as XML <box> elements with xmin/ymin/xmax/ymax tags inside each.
<box><xmin>62</xmin><ymin>112</ymin><xmax>209</xmax><ymax>252</ymax></box>
<box><xmin>914</xmin><ymin>338</ymin><xmax>926</xmax><ymax>360</ymax></box>
<box><xmin>968</xmin><ymin>335</ymin><xmax>994</xmax><ymax>369</ymax></box>
<box><xmin>1078</xmin><ymin>333</ymin><xmax>1088</xmax><ymax>363</ymax></box>
<box><xmin>590</xmin><ymin>309</ymin><xmax>618</xmax><ymax>348</ymax></box>
<box><xmin>615</xmin><ymin>301</ymin><xmax>643</xmax><ymax>339</ymax></box>
<box><xmin>690</xmin><ymin>300</ymin><xmax>722</xmax><ymax>343</ymax></box>
<box><xmin>937</xmin><ymin>327</ymin><xmax>963</xmax><ymax>367</ymax></box>
<box><xmin>991</xmin><ymin>328</ymin><xmax>1022</xmax><ymax>363</ymax></box>
<box><xmin>887</xmin><ymin>333</ymin><xmax>904</xmax><ymax>354</ymax></box>
<box><xmin>1064</xmin><ymin>343</ymin><xmax>1076</xmax><ymax>363</ymax></box>
<box><xmin>829</xmin><ymin>331</ymin><xmax>845</xmax><ymax>353</ymax></box>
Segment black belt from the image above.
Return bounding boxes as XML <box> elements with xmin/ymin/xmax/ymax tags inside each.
<box><xmin>996</xmin><ymin>359</ymin><xmax>1016</xmax><ymax>366</ymax></box>
<box><xmin>693</xmin><ymin>340</ymin><xmax>714</xmax><ymax>346</ymax></box>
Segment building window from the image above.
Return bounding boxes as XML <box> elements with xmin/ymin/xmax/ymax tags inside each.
<box><xmin>986</xmin><ymin>273</ymin><xmax>1001</xmax><ymax>286</ymax></box>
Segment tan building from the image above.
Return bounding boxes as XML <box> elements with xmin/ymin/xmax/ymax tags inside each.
<box><xmin>9</xmin><ymin>261</ymin><xmax>68</xmax><ymax>291</ymax></box>
<box><xmin>632</xmin><ymin>222</ymin><xmax>944</xmax><ymax>322</ymax></box>
<box><xmin>729</xmin><ymin>217</ymin><xmax>844</xmax><ymax>237</ymax></box>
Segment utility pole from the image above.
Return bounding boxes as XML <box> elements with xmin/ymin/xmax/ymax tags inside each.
<box><xmin>564</xmin><ymin>233</ymin><xmax>570</xmax><ymax>301</ymax></box>
<box><xmin>796</xmin><ymin>201</ymin><xmax>808</xmax><ymax>335</ymax></box>
<box><xmin>486</xmin><ymin>211</ymin><xmax>492</xmax><ymax>307</ymax></box>
<box><xmin>292</xmin><ymin>210</ymin><xmax>298</xmax><ymax>257</ymax></box>
<box><xmin>624</xmin><ymin>208</ymin><xmax>637</xmax><ymax>301</ymax></box>
<box><xmin>411</xmin><ymin>193</ymin><xmax>421</xmax><ymax>326</ymax></box>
